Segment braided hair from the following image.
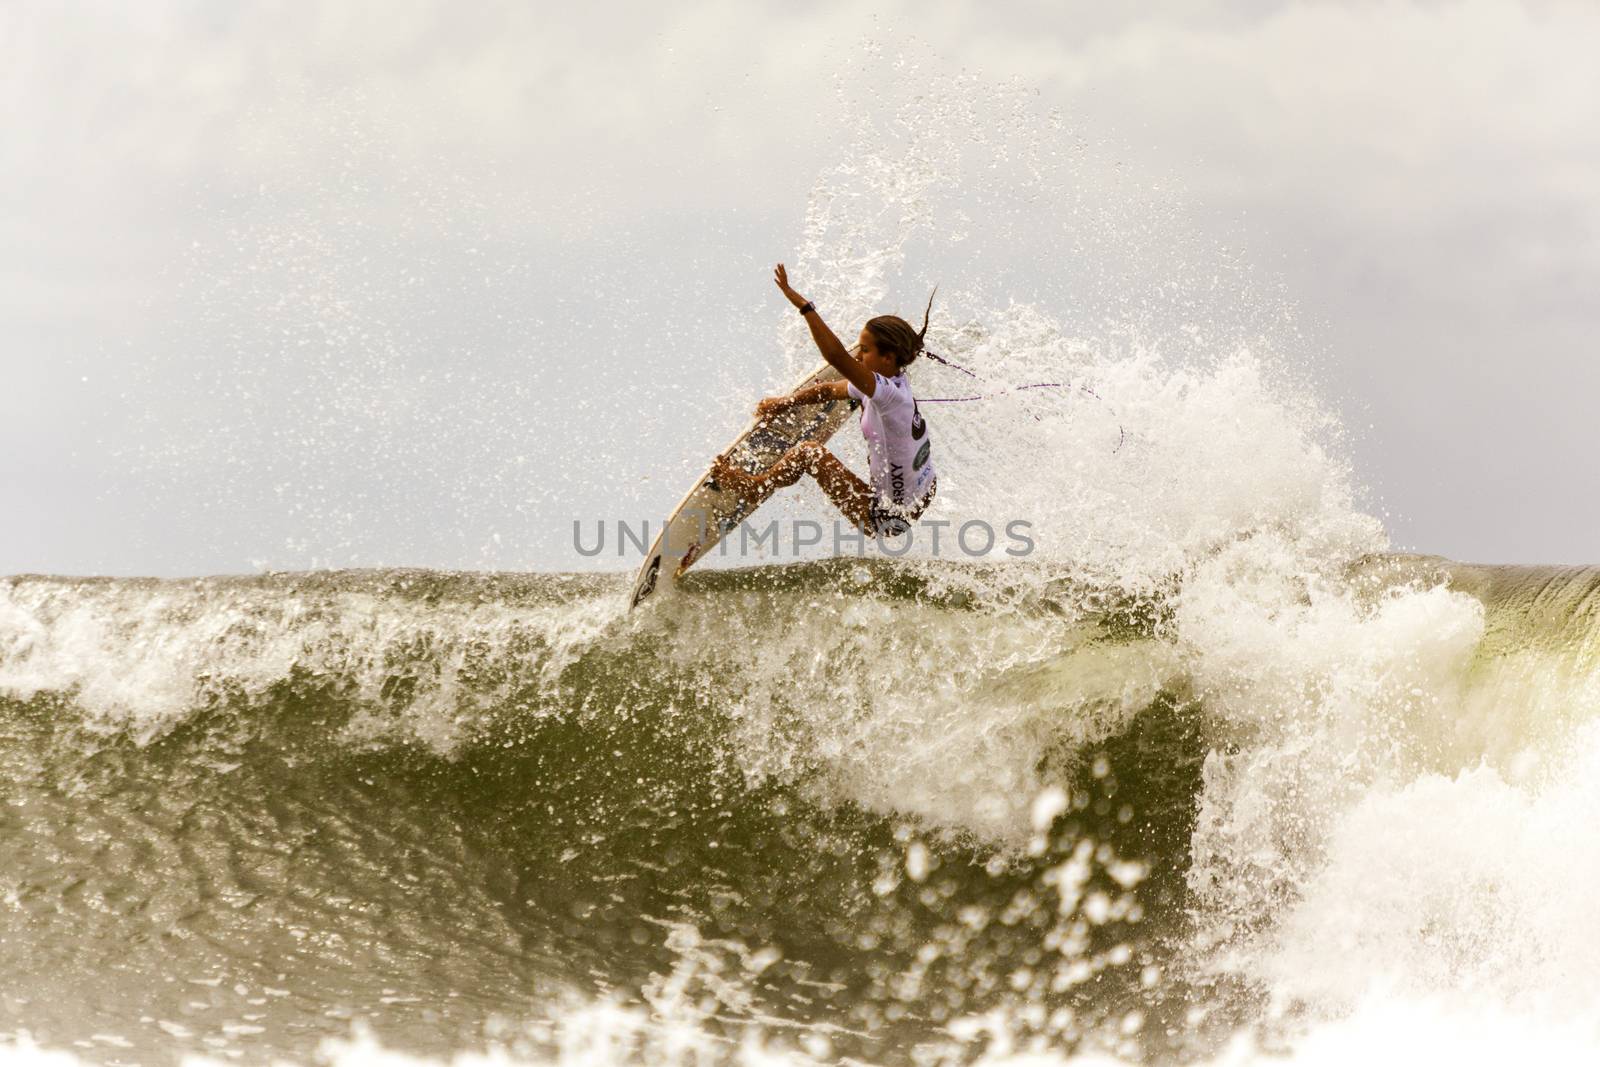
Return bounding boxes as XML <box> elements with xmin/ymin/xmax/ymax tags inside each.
<box><xmin>863</xmin><ymin>287</ymin><xmax>937</xmax><ymax>370</ymax></box>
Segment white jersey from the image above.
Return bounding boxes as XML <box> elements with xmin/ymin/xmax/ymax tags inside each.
<box><xmin>846</xmin><ymin>372</ymin><xmax>936</xmax><ymax>512</ymax></box>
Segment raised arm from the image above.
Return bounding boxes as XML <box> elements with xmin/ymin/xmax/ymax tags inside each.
<box><xmin>774</xmin><ymin>263</ymin><xmax>876</xmax><ymax>398</ymax></box>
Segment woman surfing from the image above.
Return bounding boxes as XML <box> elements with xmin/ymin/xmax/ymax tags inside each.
<box><xmin>712</xmin><ymin>264</ymin><xmax>938</xmax><ymax>537</ymax></box>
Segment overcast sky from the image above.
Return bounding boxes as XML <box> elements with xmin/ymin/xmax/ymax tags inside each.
<box><xmin>5</xmin><ymin>0</ymin><xmax>1599</xmax><ymax>575</ymax></box>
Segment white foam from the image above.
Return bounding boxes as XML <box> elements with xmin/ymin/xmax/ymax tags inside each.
<box><xmin>0</xmin><ymin>578</ymin><xmax>621</xmax><ymax>751</ymax></box>
<box><xmin>1261</xmin><ymin>721</ymin><xmax>1600</xmax><ymax>1018</ymax></box>
<box><xmin>1172</xmin><ymin>532</ymin><xmax>1600</xmax><ymax>1049</ymax></box>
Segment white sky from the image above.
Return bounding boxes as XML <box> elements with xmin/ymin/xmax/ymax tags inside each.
<box><xmin>5</xmin><ymin>0</ymin><xmax>1599</xmax><ymax>574</ymax></box>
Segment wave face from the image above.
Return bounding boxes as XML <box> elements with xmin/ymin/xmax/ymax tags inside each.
<box><xmin>5</xmin><ymin>558</ymin><xmax>1600</xmax><ymax>1064</ymax></box>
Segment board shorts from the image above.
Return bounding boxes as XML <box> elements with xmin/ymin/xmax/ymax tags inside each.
<box><xmin>868</xmin><ymin>478</ymin><xmax>936</xmax><ymax>537</ymax></box>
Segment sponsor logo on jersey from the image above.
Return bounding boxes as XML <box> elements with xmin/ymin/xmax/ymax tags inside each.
<box><xmin>914</xmin><ymin>439</ymin><xmax>931</xmax><ymax>471</ymax></box>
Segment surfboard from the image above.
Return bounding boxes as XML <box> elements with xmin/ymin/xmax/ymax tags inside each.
<box><xmin>628</xmin><ymin>362</ymin><xmax>854</xmax><ymax>608</ymax></box>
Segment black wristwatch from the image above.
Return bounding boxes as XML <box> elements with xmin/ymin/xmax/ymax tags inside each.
<box><xmin>797</xmin><ymin>301</ymin><xmax>815</xmax><ymax>316</ymax></box>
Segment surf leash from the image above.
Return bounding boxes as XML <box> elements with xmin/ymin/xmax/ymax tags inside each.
<box><xmin>919</xmin><ymin>351</ymin><xmax>1125</xmax><ymax>453</ymax></box>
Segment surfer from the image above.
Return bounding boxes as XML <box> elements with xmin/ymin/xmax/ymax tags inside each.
<box><xmin>711</xmin><ymin>264</ymin><xmax>938</xmax><ymax>537</ymax></box>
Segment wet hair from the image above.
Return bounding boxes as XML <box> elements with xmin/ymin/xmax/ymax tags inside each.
<box><xmin>864</xmin><ymin>287</ymin><xmax>937</xmax><ymax>369</ymax></box>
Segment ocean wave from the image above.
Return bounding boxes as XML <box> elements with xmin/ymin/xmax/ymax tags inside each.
<box><xmin>4</xmin><ymin>555</ymin><xmax>1600</xmax><ymax>1060</ymax></box>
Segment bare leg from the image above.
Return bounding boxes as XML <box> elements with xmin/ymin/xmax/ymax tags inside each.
<box><xmin>793</xmin><ymin>441</ymin><xmax>876</xmax><ymax>532</ymax></box>
<box><xmin>712</xmin><ymin>442</ymin><xmax>875</xmax><ymax>532</ymax></box>
<box><xmin>708</xmin><ymin>453</ymin><xmax>763</xmax><ymax>495</ymax></box>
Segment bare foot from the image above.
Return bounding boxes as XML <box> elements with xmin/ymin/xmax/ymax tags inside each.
<box><xmin>710</xmin><ymin>455</ymin><xmax>761</xmax><ymax>497</ymax></box>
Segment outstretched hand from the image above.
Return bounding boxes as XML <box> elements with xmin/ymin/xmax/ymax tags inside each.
<box><xmin>755</xmin><ymin>396</ymin><xmax>788</xmax><ymax>419</ymax></box>
<box><xmin>774</xmin><ymin>263</ymin><xmax>806</xmax><ymax>308</ymax></box>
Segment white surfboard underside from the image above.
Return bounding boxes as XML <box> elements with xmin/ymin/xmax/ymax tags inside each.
<box><xmin>629</xmin><ymin>363</ymin><xmax>852</xmax><ymax>608</ymax></box>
